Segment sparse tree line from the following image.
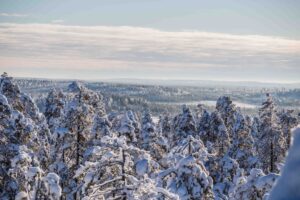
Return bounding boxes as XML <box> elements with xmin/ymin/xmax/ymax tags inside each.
<box><xmin>0</xmin><ymin>73</ymin><xmax>299</xmax><ymax>200</ymax></box>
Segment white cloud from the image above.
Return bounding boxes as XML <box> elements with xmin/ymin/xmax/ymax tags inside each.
<box><xmin>0</xmin><ymin>13</ymin><xmax>28</xmax><ymax>17</ymax></box>
<box><xmin>51</xmin><ymin>19</ymin><xmax>65</xmax><ymax>24</ymax></box>
<box><xmin>0</xmin><ymin>23</ymin><xmax>299</xmax><ymax>81</ymax></box>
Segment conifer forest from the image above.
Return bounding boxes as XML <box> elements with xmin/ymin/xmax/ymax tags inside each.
<box><xmin>0</xmin><ymin>72</ymin><xmax>299</xmax><ymax>200</ymax></box>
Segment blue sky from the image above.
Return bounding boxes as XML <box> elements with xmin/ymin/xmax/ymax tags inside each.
<box><xmin>0</xmin><ymin>0</ymin><xmax>299</xmax><ymax>82</ymax></box>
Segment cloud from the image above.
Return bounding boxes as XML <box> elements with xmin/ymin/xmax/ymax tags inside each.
<box><xmin>0</xmin><ymin>23</ymin><xmax>299</xmax><ymax>81</ymax></box>
<box><xmin>51</xmin><ymin>19</ymin><xmax>65</xmax><ymax>24</ymax></box>
<box><xmin>0</xmin><ymin>13</ymin><xmax>28</xmax><ymax>17</ymax></box>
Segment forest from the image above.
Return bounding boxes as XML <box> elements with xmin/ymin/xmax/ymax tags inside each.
<box><xmin>0</xmin><ymin>72</ymin><xmax>299</xmax><ymax>200</ymax></box>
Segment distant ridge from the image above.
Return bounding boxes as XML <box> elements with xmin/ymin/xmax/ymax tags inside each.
<box><xmin>14</xmin><ymin>77</ymin><xmax>300</xmax><ymax>89</ymax></box>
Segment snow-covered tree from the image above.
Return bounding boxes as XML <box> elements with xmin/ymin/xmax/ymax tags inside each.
<box><xmin>140</xmin><ymin>109</ymin><xmax>156</xmax><ymax>150</ymax></box>
<box><xmin>117</xmin><ymin>111</ymin><xmax>138</xmax><ymax>144</ymax></box>
<box><xmin>229</xmin><ymin>112</ymin><xmax>257</xmax><ymax>171</ymax></box>
<box><xmin>158</xmin><ymin>113</ymin><xmax>172</xmax><ymax>141</ymax></box>
<box><xmin>257</xmin><ymin>94</ymin><xmax>286</xmax><ymax>173</ymax></box>
<box><xmin>216</xmin><ymin>96</ymin><xmax>237</xmax><ymax>138</ymax></box>
<box><xmin>277</xmin><ymin>109</ymin><xmax>298</xmax><ymax>149</ymax></box>
<box><xmin>198</xmin><ymin>109</ymin><xmax>211</xmax><ymax>145</ymax></box>
<box><xmin>75</xmin><ymin>135</ymin><xmax>162</xmax><ymax>199</ymax></box>
<box><xmin>91</xmin><ymin>112</ymin><xmax>112</xmax><ymax>143</ymax></box>
<box><xmin>45</xmin><ymin>89</ymin><xmax>66</xmax><ymax>133</ymax></box>
<box><xmin>0</xmin><ymin>73</ymin><xmax>51</xmax><ymax>170</ymax></box>
<box><xmin>0</xmin><ymin>93</ymin><xmax>61</xmax><ymax>200</ymax></box>
<box><xmin>214</xmin><ymin>155</ymin><xmax>240</xmax><ymax>198</ymax></box>
<box><xmin>230</xmin><ymin>168</ymin><xmax>278</xmax><ymax>200</ymax></box>
<box><xmin>209</xmin><ymin>111</ymin><xmax>230</xmax><ymax>156</ymax></box>
<box><xmin>158</xmin><ymin>155</ymin><xmax>214</xmax><ymax>200</ymax></box>
<box><xmin>52</xmin><ymin>81</ymin><xmax>105</xmax><ymax>198</ymax></box>
<box><xmin>172</xmin><ymin>105</ymin><xmax>196</xmax><ymax>144</ymax></box>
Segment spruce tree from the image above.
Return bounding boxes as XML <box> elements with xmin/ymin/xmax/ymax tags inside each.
<box><xmin>257</xmin><ymin>94</ymin><xmax>286</xmax><ymax>173</ymax></box>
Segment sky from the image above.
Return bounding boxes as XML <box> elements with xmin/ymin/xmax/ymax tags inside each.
<box><xmin>0</xmin><ymin>0</ymin><xmax>299</xmax><ymax>83</ymax></box>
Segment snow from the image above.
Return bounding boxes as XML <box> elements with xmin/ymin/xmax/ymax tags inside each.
<box><xmin>1</xmin><ymin>74</ymin><xmax>299</xmax><ymax>200</ymax></box>
<box><xmin>0</xmin><ymin>93</ymin><xmax>8</xmax><ymax>105</ymax></box>
<box><xmin>269</xmin><ymin>127</ymin><xmax>300</xmax><ymax>200</ymax></box>
<box><xmin>136</xmin><ymin>159</ymin><xmax>148</xmax><ymax>176</ymax></box>
<box><xmin>43</xmin><ymin>173</ymin><xmax>62</xmax><ymax>200</ymax></box>
<box><xmin>15</xmin><ymin>191</ymin><xmax>28</xmax><ymax>200</ymax></box>
<box><xmin>26</xmin><ymin>167</ymin><xmax>43</xmax><ymax>179</ymax></box>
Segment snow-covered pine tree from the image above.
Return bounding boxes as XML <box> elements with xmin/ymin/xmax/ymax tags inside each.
<box><xmin>0</xmin><ymin>93</ymin><xmax>61</xmax><ymax>199</ymax></box>
<box><xmin>45</xmin><ymin>89</ymin><xmax>66</xmax><ymax>133</ymax></box>
<box><xmin>158</xmin><ymin>113</ymin><xmax>172</xmax><ymax>141</ymax></box>
<box><xmin>91</xmin><ymin>111</ymin><xmax>112</xmax><ymax>144</ymax></box>
<box><xmin>216</xmin><ymin>96</ymin><xmax>237</xmax><ymax>138</ymax></box>
<box><xmin>257</xmin><ymin>94</ymin><xmax>286</xmax><ymax>173</ymax></box>
<box><xmin>127</xmin><ymin>110</ymin><xmax>141</xmax><ymax>138</ymax></box>
<box><xmin>61</xmin><ymin>81</ymin><xmax>105</xmax><ymax>198</ymax></box>
<box><xmin>158</xmin><ymin>155</ymin><xmax>214</xmax><ymax>200</ymax></box>
<box><xmin>0</xmin><ymin>73</ymin><xmax>51</xmax><ymax>170</ymax></box>
<box><xmin>230</xmin><ymin>168</ymin><xmax>278</xmax><ymax>200</ymax></box>
<box><xmin>117</xmin><ymin>111</ymin><xmax>138</xmax><ymax>144</ymax></box>
<box><xmin>198</xmin><ymin>109</ymin><xmax>211</xmax><ymax>145</ymax></box>
<box><xmin>172</xmin><ymin>105</ymin><xmax>196</xmax><ymax>144</ymax></box>
<box><xmin>228</xmin><ymin>112</ymin><xmax>257</xmax><ymax>171</ymax></box>
<box><xmin>140</xmin><ymin>109</ymin><xmax>156</xmax><ymax>150</ymax></box>
<box><xmin>214</xmin><ymin>155</ymin><xmax>240</xmax><ymax>198</ymax></box>
<box><xmin>277</xmin><ymin>109</ymin><xmax>298</xmax><ymax>149</ymax></box>
<box><xmin>75</xmin><ymin>135</ymin><xmax>164</xmax><ymax>199</ymax></box>
<box><xmin>209</xmin><ymin>111</ymin><xmax>230</xmax><ymax>157</ymax></box>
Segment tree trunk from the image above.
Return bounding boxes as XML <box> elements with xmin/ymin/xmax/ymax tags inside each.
<box><xmin>270</xmin><ymin>141</ymin><xmax>274</xmax><ymax>172</ymax></box>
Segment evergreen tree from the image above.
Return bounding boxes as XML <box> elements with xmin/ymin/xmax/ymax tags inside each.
<box><xmin>229</xmin><ymin>112</ymin><xmax>257</xmax><ymax>171</ymax></box>
<box><xmin>45</xmin><ymin>89</ymin><xmax>66</xmax><ymax>133</ymax></box>
<box><xmin>158</xmin><ymin>113</ymin><xmax>172</xmax><ymax>141</ymax></box>
<box><xmin>230</xmin><ymin>168</ymin><xmax>278</xmax><ymax>200</ymax></box>
<box><xmin>209</xmin><ymin>111</ymin><xmax>230</xmax><ymax>156</ymax></box>
<box><xmin>158</xmin><ymin>155</ymin><xmax>214</xmax><ymax>200</ymax></box>
<box><xmin>172</xmin><ymin>105</ymin><xmax>196</xmax><ymax>143</ymax></box>
<box><xmin>0</xmin><ymin>73</ymin><xmax>51</xmax><ymax>170</ymax></box>
<box><xmin>198</xmin><ymin>109</ymin><xmax>211</xmax><ymax>145</ymax></box>
<box><xmin>0</xmin><ymin>93</ymin><xmax>61</xmax><ymax>199</ymax></box>
<box><xmin>257</xmin><ymin>94</ymin><xmax>286</xmax><ymax>173</ymax></box>
<box><xmin>92</xmin><ymin>112</ymin><xmax>112</xmax><ymax>143</ymax></box>
<box><xmin>277</xmin><ymin>109</ymin><xmax>298</xmax><ymax>149</ymax></box>
<box><xmin>216</xmin><ymin>96</ymin><xmax>237</xmax><ymax>138</ymax></box>
<box><xmin>140</xmin><ymin>109</ymin><xmax>156</xmax><ymax>150</ymax></box>
<box><xmin>60</xmin><ymin>81</ymin><xmax>105</xmax><ymax>198</ymax></box>
<box><xmin>117</xmin><ymin>111</ymin><xmax>137</xmax><ymax>144</ymax></box>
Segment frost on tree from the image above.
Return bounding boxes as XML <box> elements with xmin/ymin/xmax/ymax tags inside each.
<box><xmin>209</xmin><ymin>111</ymin><xmax>230</xmax><ymax>156</ymax></box>
<box><xmin>158</xmin><ymin>113</ymin><xmax>172</xmax><ymax>141</ymax></box>
<box><xmin>277</xmin><ymin>109</ymin><xmax>298</xmax><ymax>149</ymax></box>
<box><xmin>257</xmin><ymin>94</ymin><xmax>286</xmax><ymax>173</ymax></box>
<box><xmin>57</xmin><ymin>81</ymin><xmax>105</xmax><ymax>198</ymax></box>
<box><xmin>172</xmin><ymin>105</ymin><xmax>196</xmax><ymax>144</ymax></box>
<box><xmin>230</xmin><ymin>168</ymin><xmax>278</xmax><ymax>200</ymax></box>
<box><xmin>198</xmin><ymin>109</ymin><xmax>211</xmax><ymax>145</ymax></box>
<box><xmin>0</xmin><ymin>73</ymin><xmax>51</xmax><ymax>170</ymax></box>
<box><xmin>163</xmin><ymin>135</ymin><xmax>208</xmax><ymax>167</ymax></box>
<box><xmin>214</xmin><ymin>155</ymin><xmax>240</xmax><ymax>198</ymax></box>
<box><xmin>158</xmin><ymin>155</ymin><xmax>214</xmax><ymax>200</ymax></box>
<box><xmin>117</xmin><ymin>111</ymin><xmax>138</xmax><ymax>144</ymax></box>
<box><xmin>75</xmin><ymin>135</ymin><xmax>162</xmax><ymax>199</ymax></box>
<box><xmin>45</xmin><ymin>89</ymin><xmax>66</xmax><ymax>133</ymax></box>
<box><xmin>91</xmin><ymin>112</ymin><xmax>112</xmax><ymax>144</ymax></box>
<box><xmin>216</xmin><ymin>96</ymin><xmax>237</xmax><ymax>137</ymax></box>
<box><xmin>229</xmin><ymin>112</ymin><xmax>257</xmax><ymax>171</ymax></box>
<box><xmin>0</xmin><ymin>93</ymin><xmax>61</xmax><ymax>199</ymax></box>
<box><xmin>140</xmin><ymin>109</ymin><xmax>157</xmax><ymax>150</ymax></box>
